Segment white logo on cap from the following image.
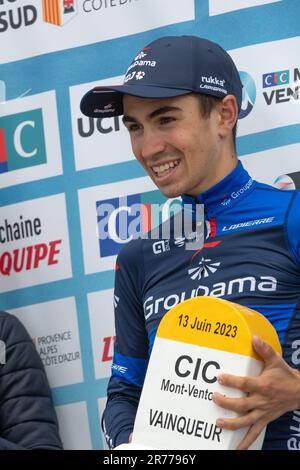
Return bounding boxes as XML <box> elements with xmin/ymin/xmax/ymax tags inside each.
<box><xmin>201</xmin><ymin>76</ymin><xmax>226</xmax><ymax>87</ymax></box>
<box><xmin>94</xmin><ymin>107</ymin><xmax>116</xmax><ymax>114</ymax></box>
<box><xmin>136</xmin><ymin>71</ymin><xmax>145</xmax><ymax>80</ymax></box>
<box><xmin>124</xmin><ymin>71</ymin><xmax>136</xmax><ymax>83</ymax></box>
<box><xmin>199</xmin><ymin>75</ymin><xmax>228</xmax><ymax>95</ymax></box>
<box><xmin>135</xmin><ymin>51</ymin><xmax>147</xmax><ymax>61</ymax></box>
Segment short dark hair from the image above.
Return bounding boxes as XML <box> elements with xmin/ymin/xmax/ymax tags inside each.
<box><xmin>195</xmin><ymin>94</ymin><xmax>238</xmax><ymax>148</ymax></box>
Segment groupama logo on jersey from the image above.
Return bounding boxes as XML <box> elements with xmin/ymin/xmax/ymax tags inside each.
<box><xmin>188</xmin><ymin>241</ymin><xmax>221</xmax><ymax>280</ymax></box>
<box><xmin>0</xmin><ymin>109</ymin><xmax>47</xmax><ymax>174</ymax></box>
<box><xmin>42</xmin><ymin>0</ymin><xmax>77</xmax><ymax>26</ymax></box>
<box><xmin>238</xmin><ymin>71</ymin><xmax>256</xmax><ymax>119</ymax></box>
<box><xmin>96</xmin><ymin>191</ymin><xmax>182</xmax><ymax>258</ymax></box>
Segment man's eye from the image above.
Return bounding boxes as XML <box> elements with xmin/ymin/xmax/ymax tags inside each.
<box><xmin>127</xmin><ymin>123</ymin><xmax>141</xmax><ymax>133</ymax></box>
<box><xmin>159</xmin><ymin>116</ymin><xmax>175</xmax><ymax>125</ymax></box>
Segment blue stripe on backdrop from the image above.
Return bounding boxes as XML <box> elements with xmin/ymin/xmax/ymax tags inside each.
<box><xmin>238</xmin><ymin>124</ymin><xmax>300</xmax><ymax>156</ymax></box>
<box><xmin>1</xmin><ymin>121</ymin><xmax>299</xmax><ymax>210</ymax></box>
<box><xmin>0</xmin><ymin>272</ymin><xmax>116</xmax><ymax>310</ymax></box>
<box><xmin>195</xmin><ymin>0</ymin><xmax>300</xmax><ymax>49</ymax></box>
<box><xmin>52</xmin><ymin>379</ymin><xmax>109</xmax><ymax>407</ymax></box>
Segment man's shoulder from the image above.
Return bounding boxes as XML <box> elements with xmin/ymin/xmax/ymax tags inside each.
<box><xmin>253</xmin><ymin>183</ymin><xmax>300</xmax><ymax>256</ymax></box>
<box><xmin>117</xmin><ymin>237</ymin><xmax>144</xmax><ymax>263</ymax></box>
<box><xmin>255</xmin><ymin>179</ymin><xmax>297</xmax><ymax>193</ymax></box>
<box><xmin>252</xmin><ymin>180</ymin><xmax>300</xmax><ymax>206</ymax></box>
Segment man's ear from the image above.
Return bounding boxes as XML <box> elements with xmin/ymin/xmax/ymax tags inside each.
<box><xmin>217</xmin><ymin>95</ymin><xmax>238</xmax><ymax>137</ymax></box>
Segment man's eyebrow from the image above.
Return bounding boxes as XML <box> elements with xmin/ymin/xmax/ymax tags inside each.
<box><xmin>122</xmin><ymin>114</ymin><xmax>136</xmax><ymax>125</ymax></box>
<box><xmin>148</xmin><ymin>106</ymin><xmax>182</xmax><ymax>119</ymax></box>
<box><xmin>122</xmin><ymin>106</ymin><xmax>182</xmax><ymax>125</ymax></box>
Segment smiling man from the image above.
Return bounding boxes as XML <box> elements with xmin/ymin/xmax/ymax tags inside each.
<box><xmin>81</xmin><ymin>35</ymin><xmax>300</xmax><ymax>450</ymax></box>
<box><xmin>122</xmin><ymin>93</ymin><xmax>237</xmax><ymax>199</ymax></box>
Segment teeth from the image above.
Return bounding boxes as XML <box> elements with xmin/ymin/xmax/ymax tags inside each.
<box><xmin>153</xmin><ymin>160</ymin><xmax>179</xmax><ymax>175</ymax></box>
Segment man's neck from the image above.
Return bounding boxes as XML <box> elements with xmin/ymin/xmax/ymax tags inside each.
<box><xmin>187</xmin><ymin>153</ymin><xmax>238</xmax><ymax>197</ymax></box>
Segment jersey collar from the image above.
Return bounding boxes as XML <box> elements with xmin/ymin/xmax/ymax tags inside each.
<box><xmin>181</xmin><ymin>161</ymin><xmax>256</xmax><ymax>219</ymax></box>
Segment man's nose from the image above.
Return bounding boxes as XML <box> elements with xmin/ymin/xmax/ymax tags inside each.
<box><xmin>140</xmin><ymin>128</ymin><xmax>166</xmax><ymax>160</ymax></box>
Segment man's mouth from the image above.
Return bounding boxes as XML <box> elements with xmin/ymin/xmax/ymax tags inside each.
<box><xmin>152</xmin><ymin>159</ymin><xmax>180</xmax><ymax>178</ymax></box>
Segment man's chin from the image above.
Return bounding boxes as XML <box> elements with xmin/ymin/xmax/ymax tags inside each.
<box><xmin>157</xmin><ymin>186</ymin><xmax>182</xmax><ymax>199</ymax></box>
<box><xmin>148</xmin><ymin>174</ymin><xmax>183</xmax><ymax>198</ymax></box>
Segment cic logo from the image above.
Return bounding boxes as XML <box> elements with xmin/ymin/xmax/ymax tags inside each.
<box><xmin>0</xmin><ymin>109</ymin><xmax>47</xmax><ymax>174</ymax></box>
<box><xmin>263</xmin><ymin>70</ymin><xmax>289</xmax><ymax>88</ymax></box>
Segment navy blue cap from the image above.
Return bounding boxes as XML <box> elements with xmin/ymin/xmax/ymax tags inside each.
<box><xmin>80</xmin><ymin>35</ymin><xmax>243</xmax><ymax>118</ymax></box>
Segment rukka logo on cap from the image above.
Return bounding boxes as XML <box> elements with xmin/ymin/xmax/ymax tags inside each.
<box><xmin>201</xmin><ymin>76</ymin><xmax>226</xmax><ymax>87</ymax></box>
<box><xmin>199</xmin><ymin>76</ymin><xmax>227</xmax><ymax>96</ymax></box>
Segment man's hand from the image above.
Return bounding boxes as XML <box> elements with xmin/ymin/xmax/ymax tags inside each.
<box><xmin>212</xmin><ymin>336</ymin><xmax>300</xmax><ymax>450</ymax></box>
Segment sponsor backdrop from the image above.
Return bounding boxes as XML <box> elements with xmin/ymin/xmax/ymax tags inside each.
<box><xmin>0</xmin><ymin>0</ymin><xmax>299</xmax><ymax>449</ymax></box>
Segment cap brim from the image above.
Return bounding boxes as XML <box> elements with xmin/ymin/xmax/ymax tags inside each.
<box><xmin>80</xmin><ymin>84</ymin><xmax>191</xmax><ymax>118</ymax></box>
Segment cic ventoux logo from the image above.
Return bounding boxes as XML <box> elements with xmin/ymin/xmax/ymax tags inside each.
<box><xmin>262</xmin><ymin>70</ymin><xmax>290</xmax><ymax>88</ymax></box>
<box><xmin>262</xmin><ymin>67</ymin><xmax>300</xmax><ymax>106</ymax></box>
<box><xmin>0</xmin><ymin>109</ymin><xmax>47</xmax><ymax>174</ymax></box>
<box><xmin>42</xmin><ymin>0</ymin><xmax>77</xmax><ymax>26</ymax></box>
<box><xmin>238</xmin><ymin>71</ymin><xmax>256</xmax><ymax>119</ymax></box>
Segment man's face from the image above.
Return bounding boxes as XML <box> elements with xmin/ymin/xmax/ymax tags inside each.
<box><xmin>122</xmin><ymin>94</ymin><xmax>224</xmax><ymax>198</ymax></box>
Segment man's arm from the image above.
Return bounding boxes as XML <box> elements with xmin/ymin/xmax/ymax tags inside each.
<box><xmin>213</xmin><ymin>191</ymin><xmax>300</xmax><ymax>450</ymax></box>
<box><xmin>102</xmin><ymin>380</ymin><xmax>142</xmax><ymax>448</ymax></box>
<box><xmin>212</xmin><ymin>335</ymin><xmax>300</xmax><ymax>450</ymax></box>
<box><xmin>102</xmin><ymin>240</ymin><xmax>149</xmax><ymax>449</ymax></box>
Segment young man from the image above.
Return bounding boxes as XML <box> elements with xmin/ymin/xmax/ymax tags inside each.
<box><xmin>81</xmin><ymin>36</ymin><xmax>300</xmax><ymax>450</ymax></box>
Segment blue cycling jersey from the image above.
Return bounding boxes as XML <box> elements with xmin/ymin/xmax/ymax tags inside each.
<box><xmin>103</xmin><ymin>161</ymin><xmax>300</xmax><ymax>450</ymax></box>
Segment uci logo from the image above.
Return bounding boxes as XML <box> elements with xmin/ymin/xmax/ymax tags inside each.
<box><xmin>77</xmin><ymin>115</ymin><xmax>122</xmax><ymax>137</ymax></box>
<box><xmin>0</xmin><ymin>109</ymin><xmax>47</xmax><ymax>174</ymax></box>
